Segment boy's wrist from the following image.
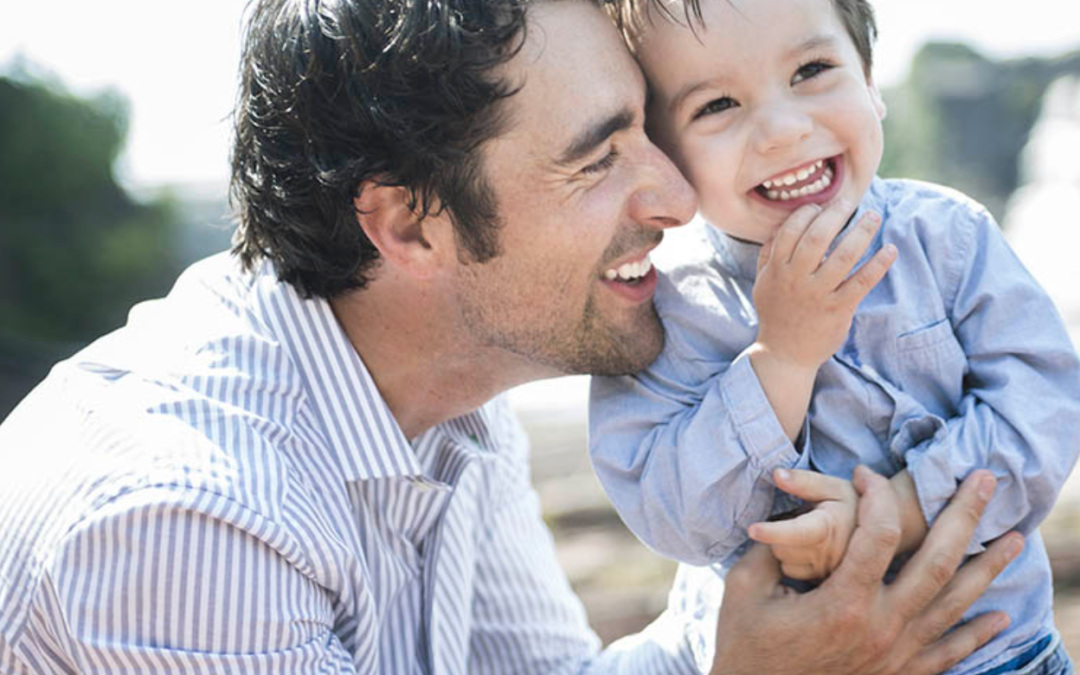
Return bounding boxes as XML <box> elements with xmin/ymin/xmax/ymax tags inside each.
<box><xmin>889</xmin><ymin>470</ymin><xmax>929</xmax><ymax>554</ymax></box>
<box><xmin>747</xmin><ymin>342</ymin><xmax>820</xmax><ymax>381</ymax></box>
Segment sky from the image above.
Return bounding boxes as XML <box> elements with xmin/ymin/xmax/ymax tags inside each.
<box><xmin>2</xmin><ymin>1</ymin><xmax>1079</xmax><ymax>189</ymax></box>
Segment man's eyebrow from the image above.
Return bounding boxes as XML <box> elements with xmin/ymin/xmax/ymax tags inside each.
<box><xmin>556</xmin><ymin>108</ymin><xmax>635</xmax><ymax>166</ymax></box>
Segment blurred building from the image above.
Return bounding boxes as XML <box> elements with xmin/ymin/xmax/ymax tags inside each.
<box><xmin>1005</xmin><ymin>75</ymin><xmax>1080</xmax><ymax>347</ymax></box>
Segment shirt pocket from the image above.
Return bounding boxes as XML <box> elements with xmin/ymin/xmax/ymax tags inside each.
<box><xmin>889</xmin><ymin>318</ymin><xmax>967</xmax><ymax>413</ymax></box>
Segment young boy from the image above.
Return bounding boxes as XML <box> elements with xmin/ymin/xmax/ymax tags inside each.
<box><xmin>588</xmin><ymin>0</ymin><xmax>1080</xmax><ymax>673</ymax></box>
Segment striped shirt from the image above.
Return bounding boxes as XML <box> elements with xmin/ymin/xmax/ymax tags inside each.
<box><xmin>0</xmin><ymin>253</ymin><xmax>699</xmax><ymax>674</ymax></box>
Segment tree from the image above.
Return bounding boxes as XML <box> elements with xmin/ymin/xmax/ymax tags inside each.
<box><xmin>0</xmin><ymin>67</ymin><xmax>184</xmax><ymax>417</ymax></box>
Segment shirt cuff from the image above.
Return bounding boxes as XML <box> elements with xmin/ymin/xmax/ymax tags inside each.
<box><xmin>719</xmin><ymin>353</ymin><xmax>804</xmax><ymax>477</ymax></box>
<box><xmin>904</xmin><ymin>434</ymin><xmax>986</xmax><ymax>555</ymax></box>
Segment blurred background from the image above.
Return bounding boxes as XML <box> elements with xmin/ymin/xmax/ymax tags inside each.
<box><xmin>3</xmin><ymin>0</ymin><xmax>1080</xmax><ymax>654</ymax></box>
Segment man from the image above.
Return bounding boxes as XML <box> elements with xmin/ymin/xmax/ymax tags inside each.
<box><xmin>0</xmin><ymin>0</ymin><xmax>1021</xmax><ymax>673</ymax></box>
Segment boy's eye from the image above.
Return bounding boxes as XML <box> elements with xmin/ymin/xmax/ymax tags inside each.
<box><xmin>692</xmin><ymin>96</ymin><xmax>738</xmax><ymax>121</ymax></box>
<box><xmin>582</xmin><ymin>149</ymin><xmax>619</xmax><ymax>175</ymax></box>
<box><xmin>792</xmin><ymin>60</ymin><xmax>834</xmax><ymax>84</ymax></box>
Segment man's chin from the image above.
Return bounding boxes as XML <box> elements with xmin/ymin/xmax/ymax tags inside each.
<box><xmin>577</xmin><ymin>315</ymin><xmax>665</xmax><ymax>377</ymax></box>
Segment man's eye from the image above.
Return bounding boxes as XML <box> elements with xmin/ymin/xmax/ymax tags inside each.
<box><xmin>582</xmin><ymin>150</ymin><xmax>619</xmax><ymax>174</ymax></box>
<box><xmin>692</xmin><ymin>96</ymin><xmax>737</xmax><ymax>121</ymax></box>
<box><xmin>793</xmin><ymin>60</ymin><xmax>834</xmax><ymax>84</ymax></box>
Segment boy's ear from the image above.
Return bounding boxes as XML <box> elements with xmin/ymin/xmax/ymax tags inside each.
<box><xmin>868</xmin><ymin>78</ymin><xmax>887</xmax><ymax>121</ymax></box>
<box><xmin>353</xmin><ymin>182</ymin><xmax>450</xmax><ymax>279</ymax></box>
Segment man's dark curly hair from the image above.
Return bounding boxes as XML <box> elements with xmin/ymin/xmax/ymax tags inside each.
<box><xmin>230</xmin><ymin>0</ymin><xmax>532</xmax><ymax>298</ymax></box>
<box><xmin>606</xmin><ymin>0</ymin><xmax>877</xmax><ymax>75</ymax></box>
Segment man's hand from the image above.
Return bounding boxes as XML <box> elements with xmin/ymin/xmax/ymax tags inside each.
<box><xmin>711</xmin><ymin>467</ymin><xmax>1022</xmax><ymax>675</ymax></box>
<box><xmin>747</xmin><ymin>469</ymin><xmax>858</xmax><ymax>580</ymax></box>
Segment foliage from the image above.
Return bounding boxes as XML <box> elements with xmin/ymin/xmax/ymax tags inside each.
<box><xmin>0</xmin><ymin>71</ymin><xmax>183</xmax><ymax>348</ymax></box>
<box><xmin>879</xmin><ymin>42</ymin><xmax>1080</xmax><ymax>220</ymax></box>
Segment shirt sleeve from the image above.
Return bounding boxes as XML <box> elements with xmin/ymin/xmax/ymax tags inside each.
<box><xmin>901</xmin><ymin>204</ymin><xmax>1080</xmax><ymax>553</ymax></box>
<box><xmin>468</xmin><ymin>408</ymin><xmax>701</xmax><ymax>675</ymax></box>
<box><xmin>588</xmin><ymin>272</ymin><xmax>808</xmax><ymax>567</ymax></box>
<box><xmin>23</xmin><ymin>488</ymin><xmax>364</xmax><ymax>675</ymax></box>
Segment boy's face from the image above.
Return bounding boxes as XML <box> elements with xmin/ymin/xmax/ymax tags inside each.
<box><xmin>637</xmin><ymin>0</ymin><xmax>886</xmax><ymax>243</ymax></box>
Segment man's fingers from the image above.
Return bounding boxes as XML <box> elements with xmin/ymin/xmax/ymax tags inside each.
<box><xmin>773</xmin><ymin>467</ymin><xmax>853</xmax><ymax>503</ymax></box>
<box><xmin>901</xmin><ymin>612</ymin><xmax>1010</xmax><ymax>675</ymax></box>
<box><xmin>749</xmin><ymin>509</ymin><xmax>829</xmax><ymax>547</ymax></box>
<box><xmin>724</xmin><ymin>542</ymin><xmax>784</xmax><ymax>600</ymax></box>
<box><xmin>901</xmin><ymin>532</ymin><xmax>1023</xmax><ymax>650</ymax></box>
<box><xmin>887</xmin><ymin>470</ymin><xmax>999</xmax><ymax>620</ymax></box>
<box><xmin>826</xmin><ymin>466</ymin><xmax>900</xmax><ymax>592</ymax></box>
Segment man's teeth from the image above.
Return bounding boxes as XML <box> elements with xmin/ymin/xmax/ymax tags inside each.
<box><xmin>604</xmin><ymin>256</ymin><xmax>653</xmax><ymax>281</ymax></box>
<box><xmin>761</xmin><ymin>159</ymin><xmax>826</xmax><ymax>190</ymax></box>
<box><xmin>763</xmin><ymin>162</ymin><xmax>834</xmax><ymax>201</ymax></box>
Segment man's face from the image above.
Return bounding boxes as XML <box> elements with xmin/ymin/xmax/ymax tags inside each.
<box><xmin>449</xmin><ymin>0</ymin><xmax>696</xmax><ymax>378</ymax></box>
<box><xmin>638</xmin><ymin>0</ymin><xmax>886</xmax><ymax>244</ymax></box>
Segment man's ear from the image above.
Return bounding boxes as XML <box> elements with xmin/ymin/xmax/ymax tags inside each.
<box><xmin>354</xmin><ymin>182</ymin><xmax>448</xmax><ymax>279</ymax></box>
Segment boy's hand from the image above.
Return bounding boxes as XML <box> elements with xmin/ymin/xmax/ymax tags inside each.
<box><xmin>751</xmin><ymin>201</ymin><xmax>897</xmax><ymax>372</ymax></box>
<box><xmin>748</xmin><ymin>469</ymin><xmax>858</xmax><ymax>580</ymax></box>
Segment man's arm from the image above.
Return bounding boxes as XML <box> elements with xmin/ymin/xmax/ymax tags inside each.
<box><xmin>709</xmin><ymin>467</ymin><xmax>1021</xmax><ymax>675</ymax></box>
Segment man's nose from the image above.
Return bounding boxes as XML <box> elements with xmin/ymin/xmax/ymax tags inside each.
<box><xmin>752</xmin><ymin>103</ymin><xmax>814</xmax><ymax>155</ymax></box>
<box><xmin>631</xmin><ymin>141</ymin><xmax>698</xmax><ymax>230</ymax></box>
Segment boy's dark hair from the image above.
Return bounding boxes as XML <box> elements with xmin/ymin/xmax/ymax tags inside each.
<box><xmin>230</xmin><ymin>0</ymin><xmax>531</xmax><ymax>298</ymax></box>
<box><xmin>606</xmin><ymin>0</ymin><xmax>877</xmax><ymax>74</ymax></box>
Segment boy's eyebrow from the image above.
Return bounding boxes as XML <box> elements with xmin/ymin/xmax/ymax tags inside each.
<box><xmin>669</xmin><ymin>78</ymin><xmax>726</xmax><ymax>117</ymax></box>
<box><xmin>668</xmin><ymin>34</ymin><xmax>841</xmax><ymax>116</ymax></box>
<box><xmin>787</xmin><ymin>34</ymin><xmax>839</xmax><ymax>60</ymax></box>
<box><xmin>556</xmin><ymin>108</ymin><xmax>635</xmax><ymax>166</ymax></box>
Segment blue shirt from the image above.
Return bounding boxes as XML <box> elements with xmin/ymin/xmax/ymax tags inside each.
<box><xmin>590</xmin><ymin>178</ymin><xmax>1080</xmax><ymax>675</ymax></box>
<box><xmin>0</xmin><ymin>253</ymin><xmax>703</xmax><ymax>675</ymax></box>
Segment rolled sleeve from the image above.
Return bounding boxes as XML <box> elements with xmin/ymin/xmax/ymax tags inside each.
<box><xmin>899</xmin><ymin>206</ymin><xmax>1080</xmax><ymax>553</ymax></box>
<box><xmin>591</xmin><ymin>344</ymin><xmax>804</xmax><ymax>566</ymax></box>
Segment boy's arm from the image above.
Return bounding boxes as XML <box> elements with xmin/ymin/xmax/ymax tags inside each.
<box><xmin>897</xmin><ymin>204</ymin><xmax>1080</xmax><ymax>552</ymax></box>
<box><xmin>589</xmin><ymin>203</ymin><xmax>894</xmax><ymax>567</ymax></box>
<box><xmin>749</xmin><ymin>203</ymin><xmax>895</xmax><ymax>442</ymax></box>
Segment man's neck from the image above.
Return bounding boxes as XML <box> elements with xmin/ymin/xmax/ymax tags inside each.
<box><xmin>329</xmin><ymin>279</ymin><xmax>555</xmax><ymax>440</ymax></box>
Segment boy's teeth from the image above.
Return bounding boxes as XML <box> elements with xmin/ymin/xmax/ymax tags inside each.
<box><xmin>761</xmin><ymin>164</ymin><xmax>833</xmax><ymax>202</ymax></box>
<box><xmin>605</xmin><ymin>256</ymin><xmax>653</xmax><ymax>281</ymax></box>
<box><xmin>762</xmin><ymin>159</ymin><xmax>826</xmax><ymax>191</ymax></box>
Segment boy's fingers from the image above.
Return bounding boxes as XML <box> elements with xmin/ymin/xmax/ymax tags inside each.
<box><xmin>815</xmin><ymin>210</ymin><xmax>884</xmax><ymax>288</ymax></box>
<box><xmin>790</xmin><ymin>199</ymin><xmax>856</xmax><ymax>275</ymax></box>
<box><xmin>749</xmin><ymin>510</ymin><xmax>829</xmax><ymax>546</ymax></box>
<box><xmin>781</xmin><ymin>561</ymin><xmax>819</xmax><ymax>581</ymax></box>
<box><xmin>834</xmin><ymin>244</ymin><xmax>897</xmax><ymax>309</ymax></box>
<box><xmin>757</xmin><ymin>237</ymin><xmax>776</xmax><ymax>274</ymax></box>
<box><xmin>772</xmin><ymin>204</ymin><xmax>823</xmax><ymax>265</ymax></box>
<box><xmin>773</xmin><ymin>468</ymin><xmax>852</xmax><ymax>503</ymax></box>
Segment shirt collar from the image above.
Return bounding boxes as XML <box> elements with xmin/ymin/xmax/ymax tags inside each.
<box><xmin>253</xmin><ymin>262</ymin><xmax>422</xmax><ymax>482</ymax></box>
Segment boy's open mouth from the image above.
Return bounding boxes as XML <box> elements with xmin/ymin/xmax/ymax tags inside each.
<box><xmin>755</xmin><ymin>157</ymin><xmax>837</xmax><ymax>202</ymax></box>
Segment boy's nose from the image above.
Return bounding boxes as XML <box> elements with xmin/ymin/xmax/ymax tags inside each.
<box><xmin>753</xmin><ymin>105</ymin><xmax>814</xmax><ymax>154</ymax></box>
